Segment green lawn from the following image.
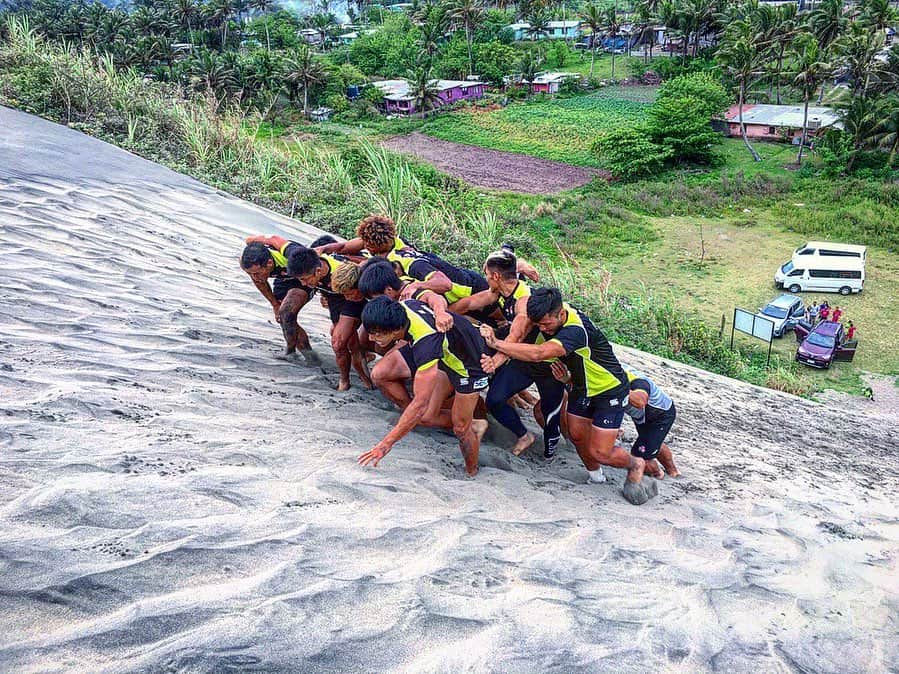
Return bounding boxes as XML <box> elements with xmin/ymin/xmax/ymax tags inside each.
<box><xmin>421</xmin><ymin>86</ymin><xmax>655</xmax><ymax>167</ymax></box>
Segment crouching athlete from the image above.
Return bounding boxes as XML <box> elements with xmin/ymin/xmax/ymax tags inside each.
<box><xmin>358</xmin><ymin>296</ymin><xmax>489</xmax><ymax>476</ymax></box>
<box><xmin>481</xmin><ymin>287</ymin><xmax>658</xmax><ymax>505</ymax></box>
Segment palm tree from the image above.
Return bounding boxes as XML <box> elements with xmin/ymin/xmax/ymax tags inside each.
<box><xmin>810</xmin><ymin>0</ymin><xmax>847</xmax><ymax>51</ymax></box>
<box><xmin>446</xmin><ymin>0</ymin><xmax>485</xmax><ymax>77</ymax></box>
<box><xmin>771</xmin><ymin>3</ymin><xmax>797</xmax><ymax>104</ymax></box>
<box><xmin>658</xmin><ymin>0</ymin><xmax>685</xmax><ymax>63</ymax></box>
<box><xmin>208</xmin><ymin>0</ymin><xmax>234</xmax><ymax>47</ymax></box>
<box><xmin>406</xmin><ymin>62</ymin><xmax>442</xmax><ymax>118</ymax></box>
<box><xmin>683</xmin><ymin>0</ymin><xmax>714</xmax><ymax>58</ymax></box>
<box><xmin>251</xmin><ymin>0</ymin><xmax>278</xmax><ymax>50</ymax></box>
<box><xmin>840</xmin><ymin>96</ymin><xmax>880</xmax><ymax>172</ymax></box>
<box><xmin>525</xmin><ymin>8</ymin><xmax>549</xmax><ymax>42</ymax></box>
<box><xmin>860</xmin><ymin>0</ymin><xmax>897</xmax><ymax>32</ymax></box>
<box><xmin>581</xmin><ymin>4</ymin><xmax>603</xmax><ymax>78</ymax></box>
<box><xmin>418</xmin><ymin>11</ymin><xmax>448</xmax><ymax>59</ymax></box>
<box><xmin>634</xmin><ymin>0</ymin><xmax>657</xmax><ymax>64</ymax></box>
<box><xmin>190</xmin><ymin>49</ymin><xmax>236</xmax><ymax>97</ymax></box>
<box><xmin>834</xmin><ymin>24</ymin><xmax>884</xmax><ymax>98</ymax></box>
<box><xmin>173</xmin><ymin>0</ymin><xmax>198</xmax><ymax>49</ymax></box>
<box><xmin>791</xmin><ymin>34</ymin><xmax>830</xmax><ymax>166</ymax></box>
<box><xmin>283</xmin><ymin>45</ymin><xmax>327</xmax><ymax>116</ymax></box>
<box><xmin>518</xmin><ymin>49</ymin><xmax>540</xmax><ymax>96</ymax></box>
<box><xmin>603</xmin><ymin>4</ymin><xmax>619</xmax><ymax>79</ymax></box>
<box><xmin>310</xmin><ymin>13</ymin><xmax>335</xmax><ymax>50</ymax></box>
<box><xmin>718</xmin><ymin>23</ymin><xmax>763</xmax><ymax>162</ymax></box>
<box><xmin>872</xmin><ymin>97</ymin><xmax>899</xmax><ymax>167</ymax></box>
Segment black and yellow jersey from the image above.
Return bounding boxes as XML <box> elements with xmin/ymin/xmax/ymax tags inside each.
<box><xmin>401</xmin><ymin>299</ymin><xmax>484</xmax><ymax>378</ymax></box>
<box><xmin>497</xmin><ymin>281</ymin><xmax>531</xmax><ymax>324</ymax></box>
<box><xmin>309</xmin><ymin>253</ymin><xmax>352</xmax><ymax>297</ymax></box>
<box><xmin>389</xmin><ymin>249</ymin><xmax>489</xmax><ymax>304</ymax></box>
<box><xmin>542</xmin><ymin>303</ymin><xmax>627</xmax><ymax>397</ymax></box>
<box><xmin>267</xmin><ymin>241</ymin><xmax>304</xmax><ymax>279</ymax></box>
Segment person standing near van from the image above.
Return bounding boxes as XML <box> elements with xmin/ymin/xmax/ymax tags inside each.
<box><xmin>820</xmin><ymin>304</ymin><xmax>831</xmax><ymax>322</ymax></box>
<box><xmin>831</xmin><ymin>306</ymin><xmax>843</xmax><ymax>323</ymax></box>
<box><xmin>846</xmin><ymin>321</ymin><xmax>857</xmax><ymax>341</ymax></box>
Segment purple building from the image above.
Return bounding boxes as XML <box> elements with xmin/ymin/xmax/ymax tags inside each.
<box><xmin>373</xmin><ymin>79</ymin><xmax>486</xmax><ymax>115</ymax></box>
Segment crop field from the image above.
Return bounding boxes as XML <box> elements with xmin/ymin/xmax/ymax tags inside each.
<box><xmin>421</xmin><ymin>87</ymin><xmax>655</xmax><ymax>167</ymax></box>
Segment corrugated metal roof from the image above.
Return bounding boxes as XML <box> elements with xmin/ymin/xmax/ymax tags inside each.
<box><xmin>726</xmin><ymin>104</ymin><xmax>842</xmax><ymax>129</ymax></box>
<box><xmin>372</xmin><ymin>79</ymin><xmax>484</xmax><ymax>102</ymax></box>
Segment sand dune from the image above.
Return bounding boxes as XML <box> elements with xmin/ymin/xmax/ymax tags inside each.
<box><xmin>1</xmin><ymin>106</ymin><xmax>897</xmax><ymax>673</ymax></box>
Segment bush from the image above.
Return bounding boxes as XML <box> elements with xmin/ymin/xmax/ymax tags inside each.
<box><xmin>648</xmin><ymin>95</ymin><xmax>722</xmax><ymax>164</ymax></box>
<box><xmin>656</xmin><ymin>72</ymin><xmax>730</xmax><ymax>119</ymax></box>
<box><xmin>592</xmin><ymin>125</ymin><xmax>672</xmax><ymax>178</ymax></box>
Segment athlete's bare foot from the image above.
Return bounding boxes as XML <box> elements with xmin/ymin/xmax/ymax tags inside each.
<box><xmin>626</xmin><ymin>456</ymin><xmax>646</xmax><ymax>484</ymax></box>
<box><xmin>300</xmin><ymin>348</ymin><xmax>321</xmax><ymax>366</ymax></box>
<box><xmin>337</xmin><ymin>378</ymin><xmax>351</xmax><ymax>391</ymax></box>
<box><xmin>275</xmin><ymin>349</ymin><xmax>302</xmax><ymax>363</ymax></box>
<box><xmin>472</xmin><ymin>419</ymin><xmax>489</xmax><ymax>442</ymax></box>
<box><xmin>352</xmin><ymin>353</ymin><xmax>374</xmax><ymax>390</ymax></box>
<box><xmin>646</xmin><ymin>459</ymin><xmax>665</xmax><ymax>480</ymax></box>
<box><xmin>511</xmin><ymin>431</ymin><xmax>536</xmax><ymax>456</ymax></box>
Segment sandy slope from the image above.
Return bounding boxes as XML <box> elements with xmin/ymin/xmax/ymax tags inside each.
<box><xmin>0</xmin><ymin>106</ymin><xmax>897</xmax><ymax>673</ymax></box>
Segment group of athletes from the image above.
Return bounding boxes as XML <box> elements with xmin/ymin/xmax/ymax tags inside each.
<box><xmin>240</xmin><ymin>214</ymin><xmax>681</xmax><ymax>505</ymax></box>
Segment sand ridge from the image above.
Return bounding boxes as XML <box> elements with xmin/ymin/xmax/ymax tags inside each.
<box><xmin>1</xmin><ymin>106</ymin><xmax>897</xmax><ymax>672</ymax></box>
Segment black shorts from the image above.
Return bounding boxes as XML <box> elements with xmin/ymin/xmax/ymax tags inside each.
<box><xmin>326</xmin><ymin>295</ymin><xmax>366</xmax><ymax>325</ymax></box>
<box><xmin>399</xmin><ymin>342</ymin><xmax>417</xmax><ymax>376</ymax></box>
<box><xmin>631</xmin><ymin>403</ymin><xmax>676</xmax><ymax>460</ymax></box>
<box><xmin>272</xmin><ymin>277</ymin><xmax>312</xmax><ymax>302</ymax></box>
<box><xmin>440</xmin><ymin>361</ymin><xmax>489</xmax><ymax>394</ymax></box>
<box><xmin>567</xmin><ymin>387</ymin><xmax>629</xmax><ymax>429</ymax></box>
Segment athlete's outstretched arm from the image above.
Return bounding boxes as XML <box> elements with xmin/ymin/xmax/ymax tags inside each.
<box><xmin>244</xmin><ymin>271</ymin><xmax>280</xmax><ymax>320</ymax></box>
<box><xmin>417</xmin><ymin>290</ymin><xmax>453</xmax><ymax>332</ymax></box>
<box><xmin>448</xmin><ymin>289</ymin><xmax>499</xmax><ymax>316</ymax></box>
<box><xmin>516</xmin><ymin>258</ymin><xmax>539</xmax><ymax>282</ymax></box>
<box><xmin>358</xmin><ymin>364</ymin><xmax>440</xmax><ymax>467</ymax></box>
<box><xmin>409</xmin><ymin>271</ymin><xmax>453</xmax><ymax>295</ymax></box>
<box><xmin>245</xmin><ymin>234</ymin><xmax>289</xmax><ymax>250</ymax></box>
<box><xmin>481</xmin><ymin>325</ymin><xmax>566</xmax><ymax>362</ymax></box>
<box><xmin>317</xmin><ymin>237</ymin><xmax>365</xmax><ymax>255</ymax></box>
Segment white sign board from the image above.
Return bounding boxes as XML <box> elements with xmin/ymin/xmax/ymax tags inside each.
<box><xmin>734</xmin><ymin>308</ymin><xmax>754</xmax><ymax>336</ymax></box>
<box><xmin>752</xmin><ymin>315</ymin><xmax>774</xmax><ymax>341</ymax></box>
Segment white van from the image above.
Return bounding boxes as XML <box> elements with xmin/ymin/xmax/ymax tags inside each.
<box><xmin>775</xmin><ymin>258</ymin><xmax>865</xmax><ymax>295</ymax></box>
<box><xmin>792</xmin><ymin>241</ymin><xmax>867</xmax><ymax>263</ymax></box>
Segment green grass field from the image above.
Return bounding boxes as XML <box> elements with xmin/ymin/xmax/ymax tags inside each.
<box><xmin>421</xmin><ymin>86</ymin><xmax>655</xmax><ymax>166</ymax></box>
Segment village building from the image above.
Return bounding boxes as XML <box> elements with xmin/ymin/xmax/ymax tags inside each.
<box><xmin>725</xmin><ymin>104</ymin><xmax>842</xmax><ymax>142</ymax></box>
<box><xmin>527</xmin><ymin>72</ymin><xmax>570</xmax><ymax>95</ymax></box>
<box><xmin>504</xmin><ymin>20</ymin><xmax>582</xmax><ymax>40</ymax></box>
<box><xmin>372</xmin><ymin>78</ymin><xmax>486</xmax><ymax>115</ymax></box>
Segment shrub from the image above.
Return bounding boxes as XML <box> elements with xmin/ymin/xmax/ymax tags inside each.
<box><xmin>592</xmin><ymin>125</ymin><xmax>671</xmax><ymax>178</ymax></box>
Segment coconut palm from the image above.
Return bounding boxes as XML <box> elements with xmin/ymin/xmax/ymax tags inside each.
<box><xmin>310</xmin><ymin>13</ymin><xmax>335</xmax><ymax>50</ymax></box>
<box><xmin>172</xmin><ymin>0</ymin><xmax>198</xmax><ymax>48</ymax></box>
<box><xmin>770</xmin><ymin>3</ymin><xmax>797</xmax><ymax>104</ymax></box>
<box><xmin>418</xmin><ymin>11</ymin><xmax>448</xmax><ymax>58</ymax></box>
<box><xmin>525</xmin><ymin>8</ymin><xmax>549</xmax><ymax>42</ymax></box>
<box><xmin>283</xmin><ymin>45</ymin><xmax>327</xmax><ymax>116</ymax></box>
<box><xmin>581</xmin><ymin>4</ymin><xmax>603</xmax><ymax>78</ymax></box>
<box><xmin>872</xmin><ymin>97</ymin><xmax>899</xmax><ymax>166</ymax></box>
<box><xmin>860</xmin><ymin>0</ymin><xmax>897</xmax><ymax>32</ymax></box>
<box><xmin>446</xmin><ymin>0</ymin><xmax>484</xmax><ymax>77</ymax></box>
<box><xmin>840</xmin><ymin>96</ymin><xmax>880</xmax><ymax>172</ymax></box>
<box><xmin>208</xmin><ymin>0</ymin><xmax>234</xmax><ymax>47</ymax></box>
<box><xmin>834</xmin><ymin>24</ymin><xmax>884</xmax><ymax>98</ymax></box>
<box><xmin>811</xmin><ymin>0</ymin><xmax>847</xmax><ymax>52</ymax></box>
<box><xmin>406</xmin><ymin>62</ymin><xmax>442</xmax><ymax>118</ymax></box>
<box><xmin>190</xmin><ymin>48</ymin><xmax>236</xmax><ymax>96</ymax></box>
<box><xmin>603</xmin><ymin>4</ymin><xmax>619</xmax><ymax>79</ymax></box>
<box><xmin>791</xmin><ymin>34</ymin><xmax>830</xmax><ymax>166</ymax></box>
<box><xmin>718</xmin><ymin>22</ymin><xmax>763</xmax><ymax>162</ymax></box>
<box><xmin>251</xmin><ymin>0</ymin><xmax>278</xmax><ymax>50</ymax></box>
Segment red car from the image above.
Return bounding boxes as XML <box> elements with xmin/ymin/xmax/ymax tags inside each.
<box><xmin>794</xmin><ymin>321</ymin><xmax>858</xmax><ymax>368</ymax></box>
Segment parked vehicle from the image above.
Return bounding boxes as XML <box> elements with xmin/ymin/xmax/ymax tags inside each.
<box><xmin>794</xmin><ymin>321</ymin><xmax>857</xmax><ymax>368</ymax></box>
<box><xmin>792</xmin><ymin>241</ymin><xmax>866</xmax><ymax>263</ymax></box>
<box><xmin>774</xmin><ymin>258</ymin><xmax>864</xmax><ymax>295</ymax></box>
<box><xmin>756</xmin><ymin>294</ymin><xmax>805</xmax><ymax>337</ymax></box>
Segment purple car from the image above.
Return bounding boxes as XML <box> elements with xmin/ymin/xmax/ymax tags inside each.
<box><xmin>794</xmin><ymin>321</ymin><xmax>857</xmax><ymax>368</ymax></box>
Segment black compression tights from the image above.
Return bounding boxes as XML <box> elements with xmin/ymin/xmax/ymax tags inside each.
<box><xmin>486</xmin><ymin>361</ymin><xmax>565</xmax><ymax>456</ymax></box>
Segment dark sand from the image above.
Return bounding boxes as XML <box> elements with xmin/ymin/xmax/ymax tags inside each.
<box><xmin>1</xmin><ymin>106</ymin><xmax>897</xmax><ymax>672</ymax></box>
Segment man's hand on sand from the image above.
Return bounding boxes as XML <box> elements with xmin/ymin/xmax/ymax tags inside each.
<box><xmin>359</xmin><ymin>443</ymin><xmax>392</xmax><ymax>467</ymax></box>
<box><xmin>479</xmin><ymin>324</ymin><xmax>497</xmax><ymax>348</ymax></box>
<box><xmin>435</xmin><ymin>311</ymin><xmax>454</xmax><ymax>333</ymax></box>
